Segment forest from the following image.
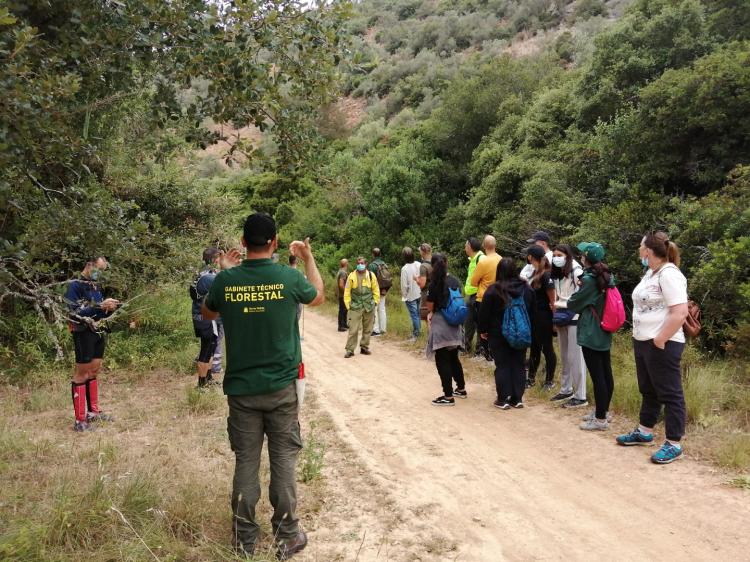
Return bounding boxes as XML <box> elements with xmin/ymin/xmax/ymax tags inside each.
<box><xmin>1</xmin><ymin>1</ymin><xmax>749</xmax><ymax>368</ymax></box>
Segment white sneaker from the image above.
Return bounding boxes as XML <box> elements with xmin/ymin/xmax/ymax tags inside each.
<box><xmin>582</xmin><ymin>409</ymin><xmax>612</xmax><ymax>422</ymax></box>
<box><xmin>580</xmin><ymin>418</ymin><xmax>609</xmax><ymax>431</ymax></box>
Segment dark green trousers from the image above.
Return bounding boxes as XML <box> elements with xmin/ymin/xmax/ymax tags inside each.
<box><xmin>227</xmin><ymin>383</ymin><xmax>302</xmax><ymax>547</ymax></box>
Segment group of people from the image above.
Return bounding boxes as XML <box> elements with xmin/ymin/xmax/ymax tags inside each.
<box><xmin>62</xmin><ymin>216</ymin><xmax>691</xmax><ymax>560</ymax></box>
<box><xmin>332</xmin><ymin>229</ymin><xmax>691</xmax><ymax>466</ymax></box>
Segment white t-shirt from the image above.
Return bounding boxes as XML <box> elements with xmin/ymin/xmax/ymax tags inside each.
<box><xmin>632</xmin><ymin>264</ymin><xmax>688</xmax><ymax>343</ymax></box>
<box><xmin>520</xmin><ymin>250</ymin><xmax>555</xmax><ymax>281</ymax></box>
<box><xmin>400</xmin><ymin>262</ymin><xmax>422</xmax><ymax>302</ymax></box>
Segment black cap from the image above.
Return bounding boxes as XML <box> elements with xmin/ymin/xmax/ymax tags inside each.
<box><xmin>526</xmin><ymin>245</ymin><xmax>546</xmax><ymax>260</ymax></box>
<box><xmin>243</xmin><ymin>213</ymin><xmax>276</xmax><ymax>247</ymax></box>
<box><xmin>526</xmin><ymin>231</ymin><xmax>551</xmax><ymax>244</ymax></box>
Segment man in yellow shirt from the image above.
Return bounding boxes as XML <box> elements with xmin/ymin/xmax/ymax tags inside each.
<box><xmin>470</xmin><ymin>235</ymin><xmax>502</xmax><ymax>361</ymax></box>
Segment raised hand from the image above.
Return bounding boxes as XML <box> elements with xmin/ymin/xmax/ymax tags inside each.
<box><xmin>289</xmin><ymin>238</ymin><xmax>313</xmax><ymax>262</ymax></box>
<box><xmin>219</xmin><ymin>248</ymin><xmax>243</xmax><ymax>270</ymax></box>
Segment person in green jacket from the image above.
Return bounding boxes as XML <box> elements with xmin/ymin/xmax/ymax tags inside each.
<box><xmin>463</xmin><ymin>237</ymin><xmax>484</xmax><ymax>356</ymax></box>
<box><xmin>567</xmin><ymin>242</ymin><xmax>616</xmax><ymax>431</ymax></box>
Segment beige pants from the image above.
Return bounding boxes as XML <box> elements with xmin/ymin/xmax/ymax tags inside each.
<box><xmin>346</xmin><ymin>307</ymin><xmax>375</xmax><ymax>352</ymax></box>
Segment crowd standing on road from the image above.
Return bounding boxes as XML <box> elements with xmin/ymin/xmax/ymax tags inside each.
<box><xmin>64</xmin><ymin>216</ymin><xmax>697</xmax><ymax>559</ymax></box>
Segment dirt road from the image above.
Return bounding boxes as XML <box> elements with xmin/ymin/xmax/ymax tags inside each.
<box><xmin>300</xmin><ymin>310</ymin><xmax>749</xmax><ymax>561</ymax></box>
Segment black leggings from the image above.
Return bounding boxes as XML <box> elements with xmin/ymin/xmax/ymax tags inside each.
<box><xmin>434</xmin><ymin>347</ymin><xmax>465</xmax><ymax>397</ymax></box>
<box><xmin>198</xmin><ymin>335</ymin><xmax>218</xmax><ymax>363</ymax></box>
<box><xmin>529</xmin><ymin>313</ymin><xmax>556</xmax><ymax>383</ymax></box>
<box><xmin>582</xmin><ymin>346</ymin><xmax>614</xmax><ymax>420</ymax></box>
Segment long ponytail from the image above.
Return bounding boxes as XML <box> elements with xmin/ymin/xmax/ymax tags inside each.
<box><xmin>643</xmin><ymin>231</ymin><xmax>681</xmax><ymax>267</ymax></box>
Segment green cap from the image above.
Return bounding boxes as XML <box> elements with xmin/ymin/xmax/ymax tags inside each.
<box><xmin>577</xmin><ymin>242</ymin><xmax>605</xmax><ymax>264</ymax></box>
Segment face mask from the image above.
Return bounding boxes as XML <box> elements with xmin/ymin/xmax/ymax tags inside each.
<box><xmin>641</xmin><ymin>257</ymin><xmax>649</xmax><ymax>268</ymax></box>
<box><xmin>552</xmin><ymin>256</ymin><xmax>566</xmax><ymax>268</ymax></box>
<box><xmin>90</xmin><ymin>269</ymin><xmax>100</xmax><ymax>281</ymax></box>
<box><xmin>356</xmin><ymin>264</ymin><xmax>366</xmax><ymax>272</ymax></box>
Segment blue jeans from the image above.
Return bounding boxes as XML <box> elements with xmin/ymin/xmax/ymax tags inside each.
<box><xmin>405</xmin><ymin>298</ymin><xmax>421</xmax><ymax>337</ymax></box>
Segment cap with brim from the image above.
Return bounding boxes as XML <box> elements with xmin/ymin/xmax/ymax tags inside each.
<box><xmin>576</xmin><ymin>242</ymin><xmax>605</xmax><ymax>264</ymax></box>
<box><xmin>526</xmin><ymin>230</ymin><xmax>551</xmax><ymax>244</ymax></box>
<box><xmin>243</xmin><ymin>213</ymin><xmax>276</xmax><ymax>246</ymax></box>
<box><xmin>526</xmin><ymin>245</ymin><xmax>546</xmax><ymax>260</ymax></box>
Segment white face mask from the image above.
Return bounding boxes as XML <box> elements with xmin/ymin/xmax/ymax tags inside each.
<box><xmin>552</xmin><ymin>256</ymin><xmax>567</xmax><ymax>268</ymax></box>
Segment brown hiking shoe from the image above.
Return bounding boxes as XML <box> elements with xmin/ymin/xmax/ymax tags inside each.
<box><xmin>276</xmin><ymin>531</ymin><xmax>307</xmax><ymax>560</ymax></box>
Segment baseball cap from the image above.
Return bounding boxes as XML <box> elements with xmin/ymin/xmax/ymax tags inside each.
<box><xmin>526</xmin><ymin>245</ymin><xmax>546</xmax><ymax>260</ymax></box>
<box><xmin>526</xmin><ymin>231</ymin><xmax>551</xmax><ymax>244</ymax></box>
<box><xmin>576</xmin><ymin>242</ymin><xmax>605</xmax><ymax>264</ymax></box>
<box><xmin>243</xmin><ymin>213</ymin><xmax>276</xmax><ymax>246</ymax></box>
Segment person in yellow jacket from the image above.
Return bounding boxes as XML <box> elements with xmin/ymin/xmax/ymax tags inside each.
<box><xmin>470</xmin><ymin>235</ymin><xmax>502</xmax><ymax>361</ymax></box>
<box><xmin>344</xmin><ymin>256</ymin><xmax>380</xmax><ymax>358</ymax></box>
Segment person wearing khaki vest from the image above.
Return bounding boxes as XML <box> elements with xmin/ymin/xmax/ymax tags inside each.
<box><xmin>343</xmin><ymin>256</ymin><xmax>380</xmax><ymax>358</ymax></box>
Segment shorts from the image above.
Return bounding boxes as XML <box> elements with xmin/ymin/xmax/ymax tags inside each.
<box><xmin>197</xmin><ymin>335</ymin><xmax>218</xmax><ymax>363</ymax></box>
<box><xmin>72</xmin><ymin>331</ymin><xmax>106</xmax><ymax>364</ymax></box>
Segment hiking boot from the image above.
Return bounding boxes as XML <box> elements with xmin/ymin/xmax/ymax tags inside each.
<box><xmin>580</xmin><ymin>418</ymin><xmax>609</xmax><ymax>431</ymax></box>
<box><xmin>276</xmin><ymin>531</ymin><xmax>308</xmax><ymax>560</ymax></box>
<box><xmin>493</xmin><ymin>399</ymin><xmax>510</xmax><ymax>410</ymax></box>
<box><xmin>563</xmin><ymin>398</ymin><xmax>588</xmax><ymax>409</ymax></box>
<box><xmin>86</xmin><ymin>411</ymin><xmax>114</xmax><ymax>422</ymax></box>
<box><xmin>360</xmin><ymin>347</ymin><xmax>372</xmax><ymax>355</ymax></box>
<box><xmin>651</xmin><ymin>441</ymin><xmax>683</xmax><ymax>464</ymax></box>
<box><xmin>453</xmin><ymin>388</ymin><xmax>468</xmax><ymax>399</ymax></box>
<box><xmin>344</xmin><ymin>351</ymin><xmax>354</xmax><ymax>358</ymax></box>
<box><xmin>542</xmin><ymin>382</ymin><xmax>555</xmax><ymax>391</ymax></box>
<box><xmin>232</xmin><ymin>538</ymin><xmax>257</xmax><ymax>558</ymax></box>
<box><xmin>550</xmin><ymin>391</ymin><xmax>573</xmax><ymax>403</ymax></box>
<box><xmin>616</xmin><ymin>427</ymin><xmax>655</xmax><ymax>446</ymax></box>
<box><xmin>431</xmin><ymin>395</ymin><xmax>455</xmax><ymax>406</ymax></box>
<box><xmin>582</xmin><ymin>409</ymin><xmax>612</xmax><ymax>422</ymax></box>
<box><xmin>73</xmin><ymin>420</ymin><xmax>94</xmax><ymax>432</ymax></box>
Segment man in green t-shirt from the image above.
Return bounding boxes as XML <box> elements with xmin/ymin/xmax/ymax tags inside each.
<box><xmin>202</xmin><ymin>213</ymin><xmax>324</xmax><ymax>560</ymax></box>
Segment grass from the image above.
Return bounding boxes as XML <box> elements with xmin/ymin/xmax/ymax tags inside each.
<box><xmin>299</xmin><ymin>422</ymin><xmax>326</xmax><ymax>484</ymax></box>
<box><xmin>185</xmin><ymin>385</ymin><xmax>223</xmax><ymax>415</ymax></box>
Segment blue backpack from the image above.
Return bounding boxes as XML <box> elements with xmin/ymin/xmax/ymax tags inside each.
<box><xmin>441</xmin><ymin>286</ymin><xmax>468</xmax><ymax>326</ymax></box>
<box><xmin>502</xmin><ymin>295</ymin><xmax>532</xmax><ymax>349</ymax></box>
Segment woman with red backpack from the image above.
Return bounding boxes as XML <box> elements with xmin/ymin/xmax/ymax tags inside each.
<box><xmin>567</xmin><ymin>242</ymin><xmax>617</xmax><ymax>431</ymax></box>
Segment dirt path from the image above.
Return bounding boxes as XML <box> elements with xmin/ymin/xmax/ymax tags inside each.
<box><xmin>300</xmin><ymin>310</ymin><xmax>750</xmax><ymax>561</ymax></box>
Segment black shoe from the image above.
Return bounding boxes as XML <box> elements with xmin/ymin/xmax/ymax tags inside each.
<box><xmin>563</xmin><ymin>398</ymin><xmax>589</xmax><ymax>409</ymax></box>
<box><xmin>542</xmin><ymin>381</ymin><xmax>555</xmax><ymax>391</ymax></box>
<box><xmin>344</xmin><ymin>351</ymin><xmax>354</xmax><ymax>358</ymax></box>
<box><xmin>493</xmin><ymin>399</ymin><xmax>510</xmax><ymax>410</ymax></box>
<box><xmin>453</xmin><ymin>388</ymin><xmax>468</xmax><ymax>399</ymax></box>
<box><xmin>431</xmin><ymin>395</ymin><xmax>455</xmax><ymax>406</ymax></box>
<box><xmin>371</xmin><ymin>331</ymin><xmax>381</xmax><ymax>336</ymax></box>
<box><xmin>276</xmin><ymin>531</ymin><xmax>308</xmax><ymax>560</ymax></box>
<box><xmin>232</xmin><ymin>538</ymin><xmax>257</xmax><ymax>558</ymax></box>
<box><xmin>338</xmin><ymin>327</ymin><xmax>348</xmax><ymax>332</ymax></box>
<box><xmin>512</xmin><ymin>401</ymin><xmax>525</xmax><ymax>409</ymax></box>
<box><xmin>550</xmin><ymin>391</ymin><xmax>573</xmax><ymax>403</ymax></box>
<box><xmin>525</xmin><ymin>378</ymin><xmax>535</xmax><ymax>389</ymax></box>
<box><xmin>360</xmin><ymin>347</ymin><xmax>372</xmax><ymax>355</ymax></box>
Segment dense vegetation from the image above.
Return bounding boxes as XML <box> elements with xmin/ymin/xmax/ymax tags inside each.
<box><xmin>278</xmin><ymin>0</ymin><xmax>750</xmax><ymax>360</ymax></box>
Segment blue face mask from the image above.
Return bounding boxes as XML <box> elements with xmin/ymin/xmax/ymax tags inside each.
<box><xmin>640</xmin><ymin>257</ymin><xmax>649</xmax><ymax>268</ymax></box>
<box><xmin>90</xmin><ymin>269</ymin><xmax>100</xmax><ymax>281</ymax></box>
<box><xmin>356</xmin><ymin>263</ymin><xmax>366</xmax><ymax>272</ymax></box>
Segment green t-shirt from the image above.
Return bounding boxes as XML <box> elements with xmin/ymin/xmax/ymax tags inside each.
<box><xmin>205</xmin><ymin>258</ymin><xmax>317</xmax><ymax>396</ymax></box>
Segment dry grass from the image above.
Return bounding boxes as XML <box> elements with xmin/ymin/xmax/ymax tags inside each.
<box><xmin>0</xmin><ymin>370</ymin><xmax>333</xmax><ymax>561</ymax></box>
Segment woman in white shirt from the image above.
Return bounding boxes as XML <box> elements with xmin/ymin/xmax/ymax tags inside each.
<box><xmin>549</xmin><ymin>244</ymin><xmax>587</xmax><ymax>409</ymax></box>
<box><xmin>616</xmin><ymin>231</ymin><xmax>689</xmax><ymax>464</ymax></box>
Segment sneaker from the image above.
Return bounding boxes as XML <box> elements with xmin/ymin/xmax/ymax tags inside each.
<box><xmin>73</xmin><ymin>420</ymin><xmax>94</xmax><ymax>432</ymax></box>
<box><xmin>562</xmin><ymin>398</ymin><xmax>588</xmax><ymax>409</ymax></box>
<box><xmin>453</xmin><ymin>388</ymin><xmax>468</xmax><ymax>399</ymax></box>
<box><xmin>542</xmin><ymin>382</ymin><xmax>555</xmax><ymax>391</ymax></box>
<box><xmin>344</xmin><ymin>351</ymin><xmax>354</xmax><ymax>358</ymax></box>
<box><xmin>276</xmin><ymin>531</ymin><xmax>308</xmax><ymax>560</ymax></box>
<box><xmin>371</xmin><ymin>331</ymin><xmax>381</xmax><ymax>336</ymax></box>
<box><xmin>582</xmin><ymin>409</ymin><xmax>613</xmax><ymax>422</ymax></box>
<box><xmin>580</xmin><ymin>418</ymin><xmax>609</xmax><ymax>431</ymax></box>
<box><xmin>525</xmin><ymin>378</ymin><xmax>535</xmax><ymax>389</ymax></box>
<box><xmin>550</xmin><ymin>391</ymin><xmax>573</xmax><ymax>403</ymax></box>
<box><xmin>86</xmin><ymin>411</ymin><xmax>114</xmax><ymax>422</ymax></box>
<box><xmin>432</xmin><ymin>396</ymin><xmax>455</xmax><ymax>406</ymax></box>
<box><xmin>360</xmin><ymin>347</ymin><xmax>372</xmax><ymax>355</ymax></box>
<box><xmin>493</xmin><ymin>399</ymin><xmax>510</xmax><ymax>410</ymax></box>
<box><xmin>207</xmin><ymin>378</ymin><xmax>222</xmax><ymax>386</ymax></box>
<box><xmin>651</xmin><ymin>441</ymin><xmax>683</xmax><ymax>464</ymax></box>
<box><xmin>511</xmin><ymin>401</ymin><xmax>524</xmax><ymax>409</ymax></box>
<box><xmin>616</xmin><ymin>427</ymin><xmax>655</xmax><ymax>446</ymax></box>
<box><xmin>337</xmin><ymin>327</ymin><xmax>348</xmax><ymax>332</ymax></box>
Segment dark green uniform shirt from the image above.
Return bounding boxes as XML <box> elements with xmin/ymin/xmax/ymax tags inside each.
<box><xmin>205</xmin><ymin>258</ymin><xmax>317</xmax><ymax>396</ymax></box>
<box><xmin>567</xmin><ymin>269</ymin><xmax>614</xmax><ymax>352</ymax></box>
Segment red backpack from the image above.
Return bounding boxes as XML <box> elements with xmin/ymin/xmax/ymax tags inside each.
<box><xmin>592</xmin><ymin>286</ymin><xmax>626</xmax><ymax>333</ymax></box>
